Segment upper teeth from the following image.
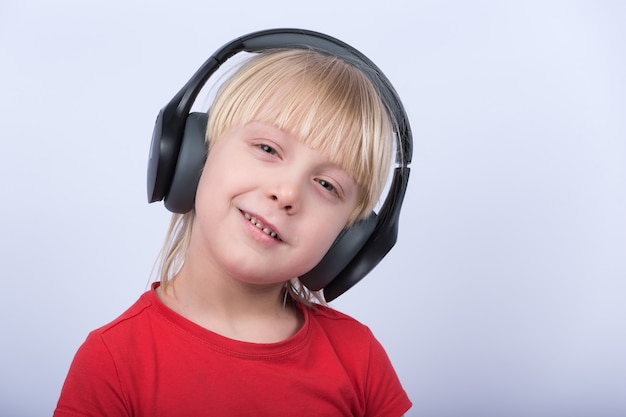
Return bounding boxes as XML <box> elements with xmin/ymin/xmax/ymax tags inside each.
<box><xmin>244</xmin><ymin>212</ymin><xmax>280</xmax><ymax>240</ymax></box>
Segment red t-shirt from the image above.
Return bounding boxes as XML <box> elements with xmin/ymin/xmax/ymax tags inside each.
<box><xmin>54</xmin><ymin>283</ymin><xmax>411</xmax><ymax>416</ymax></box>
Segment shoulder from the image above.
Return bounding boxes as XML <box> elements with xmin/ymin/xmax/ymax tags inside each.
<box><xmin>303</xmin><ymin>303</ymin><xmax>412</xmax><ymax>416</ymax></box>
<box><xmin>80</xmin><ymin>288</ymin><xmax>162</xmax><ymax>358</ymax></box>
<box><xmin>307</xmin><ymin>304</ymin><xmax>370</xmax><ymax>333</ymax></box>
<box><xmin>90</xmin><ymin>290</ymin><xmax>154</xmax><ymax>336</ymax></box>
<box><xmin>54</xmin><ymin>291</ymin><xmax>158</xmax><ymax>417</ymax></box>
<box><xmin>304</xmin><ymin>303</ymin><xmax>379</xmax><ymax>356</ymax></box>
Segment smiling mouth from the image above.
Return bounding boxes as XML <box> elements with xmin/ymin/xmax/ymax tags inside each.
<box><xmin>243</xmin><ymin>212</ymin><xmax>282</xmax><ymax>241</ymax></box>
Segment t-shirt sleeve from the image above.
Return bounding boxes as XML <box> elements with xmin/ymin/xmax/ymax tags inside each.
<box><xmin>53</xmin><ymin>332</ymin><xmax>129</xmax><ymax>417</ymax></box>
<box><xmin>364</xmin><ymin>328</ymin><xmax>412</xmax><ymax>417</ymax></box>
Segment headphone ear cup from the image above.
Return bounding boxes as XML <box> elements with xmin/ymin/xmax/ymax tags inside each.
<box><xmin>164</xmin><ymin>112</ymin><xmax>209</xmax><ymax>213</ymax></box>
<box><xmin>299</xmin><ymin>212</ymin><xmax>378</xmax><ymax>291</ymax></box>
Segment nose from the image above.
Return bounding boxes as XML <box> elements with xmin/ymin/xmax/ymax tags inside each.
<box><xmin>269</xmin><ymin>177</ymin><xmax>302</xmax><ymax>214</ymax></box>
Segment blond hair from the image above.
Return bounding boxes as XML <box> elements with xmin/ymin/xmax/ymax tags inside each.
<box><xmin>158</xmin><ymin>49</ymin><xmax>395</xmax><ymax>303</ymax></box>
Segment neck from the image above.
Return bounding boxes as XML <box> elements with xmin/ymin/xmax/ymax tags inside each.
<box><xmin>157</xmin><ymin>252</ymin><xmax>302</xmax><ymax>343</ymax></box>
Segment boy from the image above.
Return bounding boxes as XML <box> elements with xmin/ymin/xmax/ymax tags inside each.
<box><xmin>55</xmin><ymin>30</ymin><xmax>412</xmax><ymax>416</ymax></box>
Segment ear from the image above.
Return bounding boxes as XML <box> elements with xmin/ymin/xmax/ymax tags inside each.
<box><xmin>298</xmin><ymin>212</ymin><xmax>378</xmax><ymax>291</ymax></box>
<box><xmin>164</xmin><ymin>112</ymin><xmax>209</xmax><ymax>213</ymax></box>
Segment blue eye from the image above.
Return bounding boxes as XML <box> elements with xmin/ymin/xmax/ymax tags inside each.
<box><xmin>317</xmin><ymin>179</ymin><xmax>337</xmax><ymax>194</ymax></box>
<box><xmin>259</xmin><ymin>144</ymin><xmax>277</xmax><ymax>155</ymax></box>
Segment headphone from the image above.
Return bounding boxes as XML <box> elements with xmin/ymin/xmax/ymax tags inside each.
<box><xmin>147</xmin><ymin>28</ymin><xmax>412</xmax><ymax>301</ymax></box>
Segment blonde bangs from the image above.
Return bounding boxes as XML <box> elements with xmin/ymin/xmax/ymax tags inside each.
<box><xmin>207</xmin><ymin>49</ymin><xmax>394</xmax><ymax>221</ymax></box>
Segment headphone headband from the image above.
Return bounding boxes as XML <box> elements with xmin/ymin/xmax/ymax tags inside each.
<box><xmin>147</xmin><ymin>28</ymin><xmax>412</xmax><ymax>300</ymax></box>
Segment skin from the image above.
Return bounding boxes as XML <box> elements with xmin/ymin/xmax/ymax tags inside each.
<box><xmin>157</xmin><ymin>121</ymin><xmax>359</xmax><ymax>343</ymax></box>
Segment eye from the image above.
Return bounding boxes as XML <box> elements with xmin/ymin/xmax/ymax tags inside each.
<box><xmin>316</xmin><ymin>178</ymin><xmax>338</xmax><ymax>194</ymax></box>
<box><xmin>258</xmin><ymin>144</ymin><xmax>278</xmax><ymax>155</ymax></box>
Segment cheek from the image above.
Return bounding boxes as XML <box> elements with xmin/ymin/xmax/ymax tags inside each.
<box><xmin>194</xmin><ymin>164</ymin><xmax>231</xmax><ymax>221</ymax></box>
<box><xmin>194</xmin><ymin>172</ymin><xmax>215</xmax><ymax>211</ymax></box>
<box><xmin>194</xmin><ymin>149</ymin><xmax>233</xmax><ymax>202</ymax></box>
<box><xmin>309</xmin><ymin>216</ymin><xmax>349</xmax><ymax>256</ymax></box>
<box><xmin>311</xmin><ymin>203</ymin><xmax>360</xmax><ymax>258</ymax></box>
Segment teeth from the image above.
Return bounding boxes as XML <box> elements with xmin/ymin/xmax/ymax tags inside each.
<box><xmin>243</xmin><ymin>212</ymin><xmax>280</xmax><ymax>239</ymax></box>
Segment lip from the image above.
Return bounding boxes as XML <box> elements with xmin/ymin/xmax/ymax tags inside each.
<box><xmin>240</xmin><ymin>210</ymin><xmax>284</xmax><ymax>243</ymax></box>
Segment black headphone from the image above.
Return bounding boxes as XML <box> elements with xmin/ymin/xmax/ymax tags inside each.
<box><xmin>147</xmin><ymin>28</ymin><xmax>412</xmax><ymax>301</ymax></box>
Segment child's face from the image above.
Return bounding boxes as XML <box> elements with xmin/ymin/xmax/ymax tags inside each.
<box><xmin>190</xmin><ymin>121</ymin><xmax>359</xmax><ymax>286</ymax></box>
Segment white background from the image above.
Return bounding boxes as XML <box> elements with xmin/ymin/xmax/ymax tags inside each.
<box><xmin>1</xmin><ymin>1</ymin><xmax>625</xmax><ymax>416</ymax></box>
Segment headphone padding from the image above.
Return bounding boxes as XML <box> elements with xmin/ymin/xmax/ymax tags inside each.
<box><xmin>164</xmin><ymin>112</ymin><xmax>209</xmax><ymax>213</ymax></box>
